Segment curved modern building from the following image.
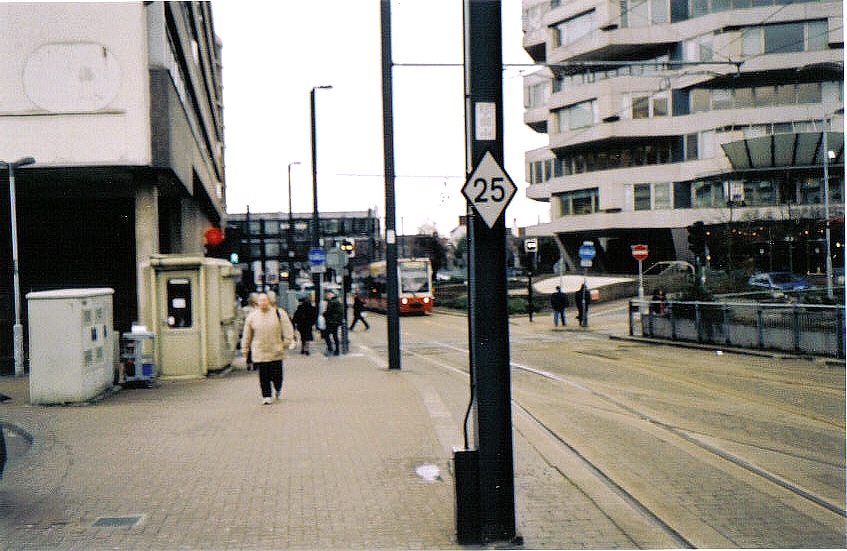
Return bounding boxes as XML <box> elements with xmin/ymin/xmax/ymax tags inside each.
<box><xmin>522</xmin><ymin>0</ymin><xmax>844</xmax><ymax>275</ymax></box>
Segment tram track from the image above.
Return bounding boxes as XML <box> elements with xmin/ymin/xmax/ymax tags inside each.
<box><xmin>400</xmin><ymin>336</ymin><xmax>845</xmax><ymax>547</ymax></box>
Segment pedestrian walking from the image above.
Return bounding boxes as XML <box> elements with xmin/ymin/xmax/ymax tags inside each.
<box><xmin>242</xmin><ymin>292</ymin><xmax>295</xmax><ymax>405</ymax></box>
<box><xmin>350</xmin><ymin>293</ymin><xmax>370</xmax><ymax>331</ymax></box>
<box><xmin>575</xmin><ymin>282</ymin><xmax>591</xmax><ymax>327</ymax></box>
<box><xmin>550</xmin><ymin>285</ymin><xmax>568</xmax><ymax>327</ymax></box>
<box><xmin>292</xmin><ymin>296</ymin><xmax>318</xmax><ymax>355</ymax></box>
<box><xmin>322</xmin><ymin>289</ymin><xmax>343</xmax><ymax>356</ymax></box>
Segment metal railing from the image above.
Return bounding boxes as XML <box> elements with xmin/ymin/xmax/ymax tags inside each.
<box><xmin>629</xmin><ymin>299</ymin><xmax>845</xmax><ymax>359</ymax></box>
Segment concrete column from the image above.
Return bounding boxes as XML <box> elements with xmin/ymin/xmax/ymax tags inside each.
<box><xmin>135</xmin><ymin>184</ymin><xmax>159</xmax><ymax>328</ymax></box>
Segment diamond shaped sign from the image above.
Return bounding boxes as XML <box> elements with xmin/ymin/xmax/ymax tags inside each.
<box><xmin>462</xmin><ymin>151</ymin><xmax>516</xmax><ymax>229</ymax></box>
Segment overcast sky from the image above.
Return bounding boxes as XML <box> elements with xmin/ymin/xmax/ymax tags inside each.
<box><xmin>211</xmin><ymin>0</ymin><xmax>549</xmax><ymax>236</ymax></box>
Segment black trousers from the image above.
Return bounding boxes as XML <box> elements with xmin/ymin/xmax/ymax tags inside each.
<box><xmin>323</xmin><ymin>326</ymin><xmax>340</xmax><ymax>353</ymax></box>
<box><xmin>256</xmin><ymin>360</ymin><xmax>283</xmax><ymax>398</ymax></box>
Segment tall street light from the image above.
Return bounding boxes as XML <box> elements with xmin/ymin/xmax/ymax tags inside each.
<box><xmin>287</xmin><ymin>161</ymin><xmax>301</xmax><ymax>288</ymax></box>
<box><xmin>311</xmin><ymin>85</ymin><xmax>332</xmax><ymax>306</ymax></box>
<box><xmin>822</xmin><ymin>122</ymin><xmax>835</xmax><ymax>299</ymax></box>
<box><xmin>1</xmin><ymin>156</ymin><xmax>36</xmax><ymax>376</ymax></box>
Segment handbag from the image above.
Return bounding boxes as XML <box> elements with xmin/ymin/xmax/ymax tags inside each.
<box><xmin>317</xmin><ymin>314</ymin><xmax>326</xmax><ymax>330</ymax></box>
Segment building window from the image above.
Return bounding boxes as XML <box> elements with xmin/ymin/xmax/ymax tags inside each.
<box><xmin>622</xmin><ymin>0</ymin><xmax>668</xmax><ymax>27</ymax></box>
<box><xmin>554</xmin><ymin>188</ymin><xmax>599</xmax><ymax>216</ymax></box>
<box><xmin>554</xmin><ymin>100</ymin><xmax>598</xmax><ymax>132</ymax></box>
<box><xmin>634</xmin><ymin>184</ymin><xmax>652</xmax><ymax>210</ymax></box>
<box><xmin>807</xmin><ymin>20</ymin><xmax>827</xmax><ymax>50</ymax></box>
<box><xmin>685</xmin><ymin>133</ymin><xmax>699</xmax><ymax>160</ymax></box>
<box><xmin>654</xmin><ymin>183</ymin><xmax>672</xmax><ymax>209</ymax></box>
<box><xmin>264</xmin><ymin>241</ymin><xmax>280</xmax><ymax>257</ymax></box>
<box><xmin>653</xmin><ymin>94</ymin><xmax>669</xmax><ymax>117</ymax></box>
<box><xmin>552</xmin><ymin>10</ymin><xmax>595</xmax><ymax>48</ymax></box>
<box><xmin>632</xmin><ymin>96</ymin><xmax>650</xmax><ymax>119</ymax></box>
<box><xmin>764</xmin><ymin>22</ymin><xmax>804</xmax><ymax>54</ymax></box>
<box><xmin>744</xmin><ymin>180</ymin><xmax>777</xmax><ymax>206</ymax></box>
<box><xmin>693</xmin><ymin>181</ymin><xmax>723</xmax><ymax>207</ymax></box>
<box><xmin>742</xmin><ymin>27</ymin><xmax>762</xmax><ymax>56</ymax></box>
<box><xmin>526</xmin><ymin>82</ymin><xmax>548</xmax><ymax>108</ymax></box>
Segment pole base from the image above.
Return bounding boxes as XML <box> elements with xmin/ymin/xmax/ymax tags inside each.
<box><xmin>454</xmin><ymin>448</ymin><xmax>481</xmax><ymax>544</ymax></box>
<box><xmin>13</xmin><ymin>324</ymin><xmax>24</xmax><ymax>377</ymax></box>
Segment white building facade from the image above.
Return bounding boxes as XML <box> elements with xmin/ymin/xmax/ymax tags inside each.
<box><xmin>0</xmin><ymin>2</ymin><xmax>225</xmax><ymax>373</ymax></box>
<box><xmin>521</xmin><ymin>0</ymin><xmax>844</xmax><ymax>274</ymax></box>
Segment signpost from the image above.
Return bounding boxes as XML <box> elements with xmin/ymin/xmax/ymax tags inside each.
<box><xmin>455</xmin><ymin>1</ymin><xmax>517</xmax><ymax>545</ymax></box>
<box><xmin>308</xmin><ymin>247</ymin><xmax>326</xmax><ymax>273</ymax></box>
<box><xmin>461</xmin><ymin>151</ymin><xmax>516</xmax><ymax>229</ymax></box>
<box><xmin>326</xmin><ymin>246</ymin><xmax>349</xmax><ymax>354</ymax></box>
<box><xmin>631</xmin><ymin>244</ymin><xmax>648</xmax><ymax>300</ymax></box>
<box><xmin>577</xmin><ymin>241</ymin><xmax>595</xmax><ymax>327</ymax></box>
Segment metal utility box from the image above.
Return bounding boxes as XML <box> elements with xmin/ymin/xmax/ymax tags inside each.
<box><xmin>120</xmin><ymin>331</ymin><xmax>155</xmax><ymax>383</ymax></box>
<box><xmin>27</xmin><ymin>288</ymin><xmax>115</xmax><ymax>405</ymax></box>
<box><xmin>141</xmin><ymin>256</ymin><xmax>239</xmax><ymax>378</ymax></box>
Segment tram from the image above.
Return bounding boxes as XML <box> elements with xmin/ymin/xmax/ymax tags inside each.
<box><xmin>352</xmin><ymin>258</ymin><xmax>434</xmax><ymax>314</ymax></box>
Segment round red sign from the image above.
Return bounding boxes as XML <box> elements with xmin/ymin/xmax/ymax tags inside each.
<box><xmin>631</xmin><ymin>244</ymin><xmax>648</xmax><ymax>261</ymax></box>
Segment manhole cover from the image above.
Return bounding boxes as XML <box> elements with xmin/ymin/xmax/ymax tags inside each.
<box><xmin>92</xmin><ymin>515</ymin><xmax>142</xmax><ymax>528</ymax></box>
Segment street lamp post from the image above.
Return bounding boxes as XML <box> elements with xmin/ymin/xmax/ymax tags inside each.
<box><xmin>310</xmin><ymin>85</ymin><xmax>332</xmax><ymax>306</ymax></box>
<box><xmin>822</xmin><ymin>124</ymin><xmax>834</xmax><ymax>299</ymax></box>
<box><xmin>287</xmin><ymin>161</ymin><xmax>301</xmax><ymax>288</ymax></box>
<box><xmin>2</xmin><ymin>156</ymin><xmax>36</xmax><ymax>376</ymax></box>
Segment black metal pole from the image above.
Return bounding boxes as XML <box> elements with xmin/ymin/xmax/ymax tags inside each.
<box><xmin>462</xmin><ymin>0</ymin><xmax>516</xmax><ymax>543</ymax></box>
<box><xmin>381</xmin><ymin>0</ymin><xmax>400</xmax><ymax>370</ymax></box>
<box><xmin>311</xmin><ymin>86</ymin><xmax>331</xmax><ymax>306</ymax></box>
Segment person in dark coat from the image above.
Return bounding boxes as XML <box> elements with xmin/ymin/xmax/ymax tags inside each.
<box><xmin>322</xmin><ymin>290</ymin><xmax>344</xmax><ymax>356</ymax></box>
<box><xmin>350</xmin><ymin>293</ymin><xmax>370</xmax><ymax>331</ymax></box>
<box><xmin>650</xmin><ymin>288</ymin><xmax>667</xmax><ymax>315</ymax></box>
<box><xmin>292</xmin><ymin>296</ymin><xmax>318</xmax><ymax>355</ymax></box>
<box><xmin>575</xmin><ymin>282</ymin><xmax>591</xmax><ymax>326</ymax></box>
<box><xmin>550</xmin><ymin>285</ymin><xmax>568</xmax><ymax>327</ymax></box>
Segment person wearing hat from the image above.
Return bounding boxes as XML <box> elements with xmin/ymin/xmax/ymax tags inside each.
<box><xmin>322</xmin><ymin>289</ymin><xmax>343</xmax><ymax>356</ymax></box>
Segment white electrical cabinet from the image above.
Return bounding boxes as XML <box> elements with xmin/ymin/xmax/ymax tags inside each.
<box><xmin>27</xmin><ymin>288</ymin><xmax>115</xmax><ymax>405</ymax></box>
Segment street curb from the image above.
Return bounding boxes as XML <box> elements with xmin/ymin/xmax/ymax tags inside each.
<box><xmin>609</xmin><ymin>334</ymin><xmax>843</xmax><ymax>364</ymax></box>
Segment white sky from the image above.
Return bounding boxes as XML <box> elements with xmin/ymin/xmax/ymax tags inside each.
<box><xmin>211</xmin><ymin>0</ymin><xmax>549</xmax><ymax>236</ymax></box>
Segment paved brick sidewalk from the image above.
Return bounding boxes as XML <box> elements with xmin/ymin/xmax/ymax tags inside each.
<box><xmin>0</xmin><ymin>352</ymin><xmax>458</xmax><ymax>550</ymax></box>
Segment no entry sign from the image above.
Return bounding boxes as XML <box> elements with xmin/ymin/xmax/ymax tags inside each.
<box><xmin>631</xmin><ymin>244</ymin><xmax>649</xmax><ymax>262</ymax></box>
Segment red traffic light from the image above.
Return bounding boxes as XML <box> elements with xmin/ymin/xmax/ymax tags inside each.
<box><xmin>204</xmin><ymin>227</ymin><xmax>224</xmax><ymax>246</ymax></box>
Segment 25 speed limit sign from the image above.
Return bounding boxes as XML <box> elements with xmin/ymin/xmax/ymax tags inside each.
<box><xmin>462</xmin><ymin>151</ymin><xmax>517</xmax><ymax>229</ymax></box>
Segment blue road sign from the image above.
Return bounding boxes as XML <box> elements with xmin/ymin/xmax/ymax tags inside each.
<box><xmin>308</xmin><ymin>247</ymin><xmax>326</xmax><ymax>266</ymax></box>
<box><xmin>578</xmin><ymin>241</ymin><xmax>596</xmax><ymax>261</ymax></box>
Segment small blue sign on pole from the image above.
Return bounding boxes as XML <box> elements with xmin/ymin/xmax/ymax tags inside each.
<box><xmin>578</xmin><ymin>241</ymin><xmax>595</xmax><ymax>261</ymax></box>
<box><xmin>308</xmin><ymin>247</ymin><xmax>326</xmax><ymax>266</ymax></box>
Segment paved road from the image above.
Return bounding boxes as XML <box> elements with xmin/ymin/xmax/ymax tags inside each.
<box><xmin>389</xmin><ymin>308</ymin><xmax>846</xmax><ymax>548</ymax></box>
<box><xmin>1</xmin><ymin>303</ymin><xmax>844</xmax><ymax>549</ymax></box>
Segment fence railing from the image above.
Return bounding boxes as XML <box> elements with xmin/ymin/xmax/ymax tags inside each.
<box><xmin>629</xmin><ymin>299</ymin><xmax>845</xmax><ymax>359</ymax></box>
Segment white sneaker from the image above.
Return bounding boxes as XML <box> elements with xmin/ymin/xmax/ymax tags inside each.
<box><xmin>275</xmin><ymin>390</ymin><xmax>281</xmax><ymax>400</ymax></box>
<box><xmin>262</xmin><ymin>397</ymin><xmax>273</xmax><ymax>405</ymax></box>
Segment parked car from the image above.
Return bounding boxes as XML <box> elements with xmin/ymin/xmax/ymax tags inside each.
<box><xmin>747</xmin><ymin>272</ymin><xmax>810</xmax><ymax>291</ymax></box>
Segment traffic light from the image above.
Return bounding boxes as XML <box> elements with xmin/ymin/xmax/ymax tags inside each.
<box><xmin>340</xmin><ymin>239</ymin><xmax>355</xmax><ymax>256</ymax></box>
<box><xmin>204</xmin><ymin>226</ymin><xmax>232</xmax><ymax>260</ymax></box>
<box><xmin>687</xmin><ymin>221</ymin><xmax>706</xmax><ymax>261</ymax></box>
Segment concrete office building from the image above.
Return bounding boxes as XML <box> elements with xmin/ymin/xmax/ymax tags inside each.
<box><xmin>521</xmin><ymin>0</ymin><xmax>844</xmax><ymax>274</ymax></box>
<box><xmin>0</xmin><ymin>2</ymin><xmax>225</xmax><ymax>373</ymax></box>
